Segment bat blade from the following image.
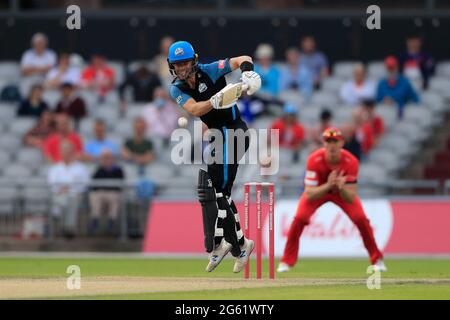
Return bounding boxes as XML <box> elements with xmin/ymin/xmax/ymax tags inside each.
<box><xmin>220</xmin><ymin>83</ymin><xmax>244</xmax><ymax>106</ymax></box>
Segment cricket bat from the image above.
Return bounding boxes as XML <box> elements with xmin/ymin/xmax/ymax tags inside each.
<box><xmin>216</xmin><ymin>82</ymin><xmax>249</xmax><ymax>109</ymax></box>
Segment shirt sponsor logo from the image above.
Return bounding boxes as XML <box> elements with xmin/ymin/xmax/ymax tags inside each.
<box><xmin>304</xmin><ymin>180</ymin><xmax>318</xmax><ymax>186</ymax></box>
<box><xmin>306</xmin><ymin>170</ymin><xmax>317</xmax><ymax>179</ymax></box>
<box><xmin>176</xmin><ymin>95</ymin><xmax>183</xmax><ymax>104</ymax></box>
<box><xmin>198</xmin><ymin>82</ymin><xmax>207</xmax><ymax>93</ymax></box>
<box><xmin>218</xmin><ymin>60</ymin><xmax>225</xmax><ymax>69</ymax></box>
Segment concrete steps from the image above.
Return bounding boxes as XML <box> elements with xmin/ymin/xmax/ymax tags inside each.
<box><xmin>400</xmin><ymin>112</ymin><xmax>450</xmax><ymax>179</ymax></box>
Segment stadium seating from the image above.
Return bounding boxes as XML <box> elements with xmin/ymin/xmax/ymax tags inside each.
<box><xmin>333</xmin><ymin>61</ymin><xmax>359</xmax><ymax>79</ymax></box>
<box><xmin>436</xmin><ymin>61</ymin><xmax>450</xmax><ymax>77</ymax></box>
<box><xmin>0</xmin><ymin>61</ymin><xmax>21</xmax><ymax>84</ymax></box>
<box><xmin>367</xmin><ymin>61</ymin><xmax>386</xmax><ymax>80</ymax></box>
<box><xmin>0</xmin><ymin>56</ymin><xmax>448</xmax><ymax>210</ymax></box>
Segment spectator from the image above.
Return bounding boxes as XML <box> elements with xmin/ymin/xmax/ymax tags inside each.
<box><xmin>81</xmin><ymin>53</ymin><xmax>115</xmax><ymax>100</ymax></box>
<box><xmin>341</xmin><ymin>123</ymin><xmax>361</xmax><ymax>160</ymax></box>
<box><xmin>352</xmin><ymin>108</ymin><xmax>374</xmax><ymax>157</ymax></box>
<box><xmin>376</xmin><ymin>56</ymin><xmax>419</xmax><ymax>118</ymax></box>
<box><xmin>0</xmin><ymin>83</ymin><xmax>21</xmax><ymax>102</ymax></box>
<box><xmin>141</xmin><ymin>87</ymin><xmax>180</xmax><ymax>147</ymax></box>
<box><xmin>121</xmin><ymin>117</ymin><xmax>155</xmax><ymax>175</ymax></box>
<box><xmin>54</xmin><ymin>82</ymin><xmax>87</xmax><ymax>127</ymax></box>
<box><xmin>398</xmin><ymin>34</ymin><xmax>435</xmax><ymax>90</ymax></box>
<box><xmin>360</xmin><ymin>99</ymin><xmax>384</xmax><ymax>146</ymax></box>
<box><xmin>279</xmin><ymin>47</ymin><xmax>313</xmax><ymax>103</ymax></box>
<box><xmin>152</xmin><ymin>35</ymin><xmax>175</xmax><ymax>88</ymax></box>
<box><xmin>340</xmin><ymin>63</ymin><xmax>376</xmax><ymax>106</ymax></box>
<box><xmin>299</xmin><ymin>36</ymin><xmax>329</xmax><ymax>89</ymax></box>
<box><xmin>47</xmin><ymin>140</ymin><xmax>89</xmax><ymax>237</ymax></box>
<box><xmin>23</xmin><ymin>110</ymin><xmax>56</xmax><ymax>148</ymax></box>
<box><xmin>119</xmin><ymin>65</ymin><xmax>161</xmax><ymax>112</ymax></box>
<box><xmin>309</xmin><ymin>109</ymin><xmax>333</xmax><ymax>151</ymax></box>
<box><xmin>21</xmin><ymin>32</ymin><xmax>56</xmax><ymax>78</ymax></box>
<box><xmin>236</xmin><ymin>96</ymin><xmax>265</xmax><ymax>124</ymax></box>
<box><xmin>88</xmin><ymin>149</ymin><xmax>125</xmax><ymax>236</ymax></box>
<box><xmin>270</xmin><ymin>103</ymin><xmax>305</xmax><ymax>162</ymax></box>
<box><xmin>44</xmin><ymin>52</ymin><xmax>81</xmax><ymax>89</ymax></box>
<box><xmin>82</xmin><ymin>119</ymin><xmax>119</xmax><ymax>162</ymax></box>
<box><xmin>254</xmin><ymin>44</ymin><xmax>280</xmax><ymax>97</ymax></box>
<box><xmin>17</xmin><ymin>84</ymin><xmax>48</xmax><ymax>118</ymax></box>
<box><xmin>43</xmin><ymin>113</ymin><xmax>83</xmax><ymax>163</ymax></box>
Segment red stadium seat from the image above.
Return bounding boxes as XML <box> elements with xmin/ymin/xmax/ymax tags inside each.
<box><xmin>424</xmin><ymin>166</ymin><xmax>450</xmax><ymax>180</ymax></box>
<box><xmin>434</xmin><ymin>151</ymin><xmax>450</xmax><ymax>163</ymax></box>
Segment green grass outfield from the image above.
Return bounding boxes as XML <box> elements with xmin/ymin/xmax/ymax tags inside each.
<box><xmin>0</xmin><ymin>256</ymin><xmax>449</xmax><ymax>299</ymax></box>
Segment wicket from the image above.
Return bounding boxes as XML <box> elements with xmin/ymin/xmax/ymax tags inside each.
<box><xmin>244</xmin><ymin>182</ymin><xmax>275</xmax><ymax>279</ymax></box>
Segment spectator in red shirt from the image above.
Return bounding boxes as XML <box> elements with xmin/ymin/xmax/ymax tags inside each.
<box><xmin>271</xmin><ymin>103</ymin><xmax>305</xmax><ymax>162</ymax></box>
<box><xmin>360</xmin><ymin>99</ymin><xmax>384</xmax><ymax>146</ymax></box>
<box><xmin>352</xmin><ymin>107</ymin><xmax>374</xmax><ymax>156</ymax></box>
<box><xmin>23</xmin><ymin>110</ymin><xmax>56</xmax><ymax>148</ymax></box>
<box><xmin>81</xmin><ymin>53</ymin><xmax>115</xmax><ymax>100</ymax></box>
<box><xmin>55</xmin><ymin>82</ymin><xmax>87</xmax><ymax>129</ymax></box>
<box><xmin>43</xmin><ymin>113</ymin><xmax>83</xmax><ymax>163</ymax></box>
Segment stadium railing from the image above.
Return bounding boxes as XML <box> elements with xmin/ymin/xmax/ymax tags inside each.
<box><xmin>444</xmin><ymin>180</ymin><xmax>450</xmax><ymax>194</ymax></box>
<box><xmin>1</xmin><ymin>178</ymin><xmax>449</xmax><ymax>239</ymax></box>
<box><xmin>0</xmin><ymin>179</ymin><xmax>151</xmax><ymax>240</ymax></box>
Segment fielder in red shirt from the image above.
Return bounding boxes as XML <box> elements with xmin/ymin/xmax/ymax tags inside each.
<box><xmin>277</xmin><ymin>127</ymin><xmax>387</xmax><ymax>272</ymax></box>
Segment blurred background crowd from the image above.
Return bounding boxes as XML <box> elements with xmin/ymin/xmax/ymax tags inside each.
<box><xmin>0</xmin><ymin>0</ymin><xmax>449</xmax><ymax>243</ymax></box>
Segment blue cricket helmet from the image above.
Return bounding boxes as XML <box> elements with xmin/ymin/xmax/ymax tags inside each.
<box><xmin>167</xmin><ymin>41</ymin><xmax>198</xmax><ymax>78</ymax></box>
<box><xmin>167</xmin><ymin>41</ymin><xmax>196</xmax><ymax>63</ymax></box>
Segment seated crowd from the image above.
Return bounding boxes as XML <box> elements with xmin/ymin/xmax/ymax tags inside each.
<box><xmin>0</xmin><ymin>31</ymin><xmax>436</xmax><ymax>237</ymax></box>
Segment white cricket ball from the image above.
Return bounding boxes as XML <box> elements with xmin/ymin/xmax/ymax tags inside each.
<box><xmin>260</xmin><ymin>156</ymin><xmax>272</xmax><ymax>168</ymax></box>
<box><xmin>178</xmin><ymin>117</ymin><xmax>188</xmax><ymax>128</ymax></box>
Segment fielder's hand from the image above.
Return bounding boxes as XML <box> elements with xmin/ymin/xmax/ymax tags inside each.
<box><xmin>241</xmin><ymin>71</ymin><xmax>261</xmax><ymax>95</ymax></box>
<box><xmin>334</xmin><ymin>171</ymin><xmax>345</xmax><ymax>189</ymax></box>
<box><xmin>327</xmin><ymin>170</ymin><xmax>338</xmax><ymax>188</ymax></box>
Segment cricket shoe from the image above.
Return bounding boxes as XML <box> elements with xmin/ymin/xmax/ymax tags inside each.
<box><xmin>205</xmin><ymin>239</ymin><xmax>232</xmax><ymax>272</ymax></box>
<box><xmin>277</xmin><ymin>262</ymin><xmax>290</xmax><ymax>273</ymax></box>
<box><xmin>372</xmin><ymin>259</ymin><xmax>387</xmax><ymax>272</ymax></box>
<box><xmin>233</xmin><ymin>239</ymin><xmax>254</xmax><ymax>273</ymax></box>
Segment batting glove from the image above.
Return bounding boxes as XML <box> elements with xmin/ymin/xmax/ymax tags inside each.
<box><xmin>241</xmin><ymin>71</ymin><xmax>261</xmax><ymax>95</ymax></box>
<box><xmin>210</xmin><ymin>92</ymin><xmax>222</xmax><ymax>109</ymax></box>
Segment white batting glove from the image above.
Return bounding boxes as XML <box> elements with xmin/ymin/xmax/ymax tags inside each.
<box><xmin>241</xmin><ymin>71</ymin><xmax>261</xmax><ymax>95</ymax></box>
<box><xmin>210</xmin><ymin>92</ymin><xmax>222</xmax><ymax>109</ymax></box>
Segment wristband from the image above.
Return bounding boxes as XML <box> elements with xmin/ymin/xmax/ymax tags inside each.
<box><xmin>240</xmin><ymin>61</ymin><xmax>254</xmax><ymax>72</ymax></box>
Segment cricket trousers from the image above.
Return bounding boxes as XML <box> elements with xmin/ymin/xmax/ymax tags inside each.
<box><xmin>281</xmin><ymin>193</ymin><xmax>384</xmax><ymax>266</ymax></box>
<box><xmin>207</xmin><ymin>119</ymin><xmax>250</xmax><ymax>256</ymax></box>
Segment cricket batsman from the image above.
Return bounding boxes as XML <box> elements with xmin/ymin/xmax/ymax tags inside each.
<box><xmin>277</xmin><ymin>127</ymin><xmax>387</xmax><ymax>273</ymax></box>
<box><xmin>168</xmin><ymin>41</ymin><xmax>261</xmax><ymax>272</ymax></box>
